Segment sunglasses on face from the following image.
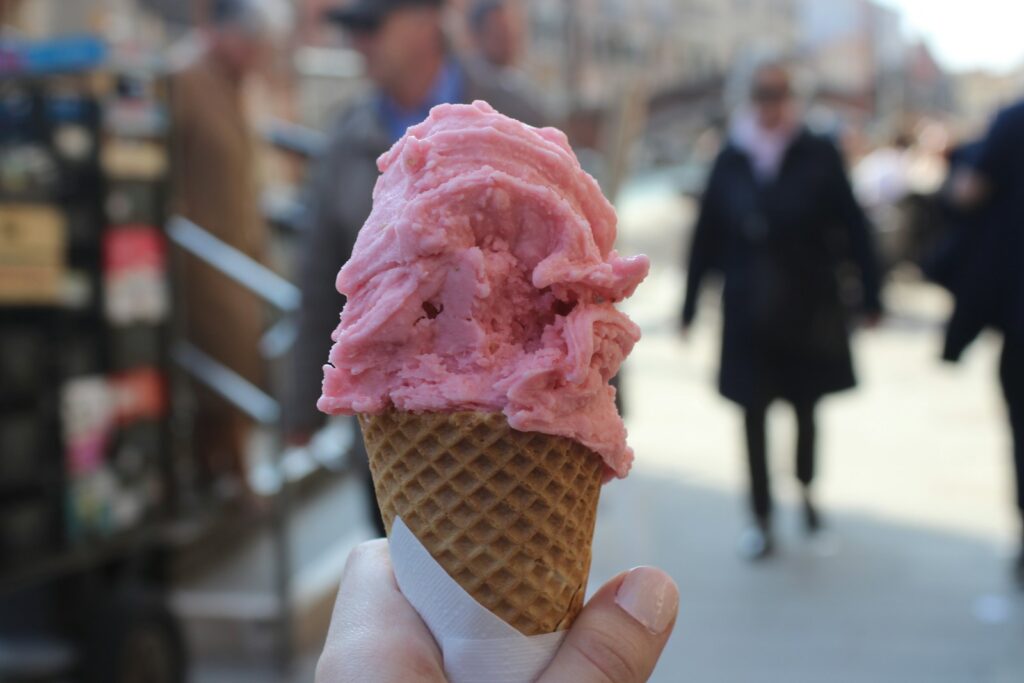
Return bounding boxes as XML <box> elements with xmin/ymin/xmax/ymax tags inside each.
<box><xmin>752</xmin><ymin>86</ymin><xmax>791</xmax><ymax>103</ymax></box>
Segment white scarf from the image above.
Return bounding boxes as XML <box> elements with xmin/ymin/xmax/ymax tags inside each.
<box><xmin>730</xmin><ymin>110</ymin><xmax>799</xmax><ymax>183</ymax></box>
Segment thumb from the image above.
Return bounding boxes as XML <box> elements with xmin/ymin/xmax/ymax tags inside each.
<box><xmin>538</xmin><ymin>567</ymin><xmax>679</xmax><ymax>683</ymax></box>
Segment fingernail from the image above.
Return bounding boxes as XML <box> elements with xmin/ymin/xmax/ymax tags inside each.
<box><xmin>615</xmin><ymin>567</ymin><xmax>679</xmax><ymax>635</ymax></box>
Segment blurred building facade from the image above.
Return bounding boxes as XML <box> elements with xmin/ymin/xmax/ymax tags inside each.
<box><xmin>513</xmin><ymin>0</ymin><xmax>957</xmax><ymax>161</ymax></box>
<box><xmin>514</xmin><ymin>0</ymin><xmax>800</xmax><ymax>113</ymax></box>
<box><xmin>7</xmin><ymin>0</ymin><xmax>1017</xmax><ymax>160</ymax></box>
<box><xmin>955</xmin><ymin>66</ymin><xmax>1024</xmax><ymax>134</ymax></box>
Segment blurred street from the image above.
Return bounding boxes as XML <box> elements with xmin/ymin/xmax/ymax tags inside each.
<box><xmin>5</xmin><ymin>2</ymin><xmax>1024</xmax><ymax>681</ymax></box>
<box><xmin>582</xmin><ymin>194</ymin><xmax>1024</xmax><ymax>682</ymax></box>
<box><xmin>200</xmin><ymin>192</ymin><xmax>1024</xmax><ymax>683</ymax></box>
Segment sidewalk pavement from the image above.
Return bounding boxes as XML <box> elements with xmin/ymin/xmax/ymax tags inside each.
<box><xmin>198</xmin><ymin>191</ymin><xmax>1024</xmax><ymax>682</ymax></box>
<box><xmin>597</xmin><ymin>210</ymin><xmax>1024</xmax><ymax>681</ymax></box>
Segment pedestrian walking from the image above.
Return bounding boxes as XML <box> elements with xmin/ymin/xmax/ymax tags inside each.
<box><xmin>286</xmin><ymin>0</ymin><xmax>544</xmax><ymax>537</ymax></box>
<box><xmin>681</xmin><ymin>60</ymin><xmax>883</xmax><ymax>560</ymax></box>
<box><xmin>946</xmin><ymin>101</ymin><xmax>1024</xmax><ymax>588</ymax></box>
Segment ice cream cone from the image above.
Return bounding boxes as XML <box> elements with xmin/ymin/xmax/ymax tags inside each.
<box><xmin>359</xmin><ymin>410</ymin><xmax>604</xmax><ymax>636</ymax></box>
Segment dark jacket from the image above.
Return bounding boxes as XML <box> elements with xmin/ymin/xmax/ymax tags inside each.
<box><xmin>935</xmin><ymin>102</ymin><xmax>1024</xmax><ymax>361</ymax></box>
<box><xmin>682</xmin><ymin>129</ymin><xmax>882</xmax><ymax>408</ymax></box>
<box><xmin>286</xmin><ymin>63</ymin><xmax>546</xmax><ymax>433</ymax></box>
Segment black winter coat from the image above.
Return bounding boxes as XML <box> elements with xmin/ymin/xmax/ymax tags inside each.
<box><xmin>682</xmin><ymin>129</ymin><xmax>882</xmax><ymax>408</ymax></box>
<box><xmin>933</xmin><ymin>103</ymin><xmax>1024</xmax><ymax>361</ymax></box>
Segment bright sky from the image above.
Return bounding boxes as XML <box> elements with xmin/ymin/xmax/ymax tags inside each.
<box><xmin>878</xmin><ymin>0</ymin><xmax>1024</xmax><ymax>72</ymax></box>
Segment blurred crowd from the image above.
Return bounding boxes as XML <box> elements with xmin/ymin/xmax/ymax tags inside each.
<box><xmin>5</xmin><ymin>0</ymin><xmax>1017</xmax><ymax>584</ymax></box>
<box><xmin>3</xmin><ymin>0</ymin><xmax>1024</xmax><ymax>678</ymax></box>
<box><xmin>162</xmin><ymin>0</ymin><xmax>1024</xmax><ymax>586</ymax></box>
<box><xmin>682</xmin><ymin>59</ymin><xmax>1024</xmax><ymax>579</ymax></box>
<box><xmin>166</xmin><ymin>0</ymin><xmax>548</xmax><ymax>530</ymax></box>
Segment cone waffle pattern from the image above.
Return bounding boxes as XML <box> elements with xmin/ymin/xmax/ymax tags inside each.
<box><xmin>359</xmin><ymin>411</ymin><xmax>604</xmax><ymax>636</ymax></box>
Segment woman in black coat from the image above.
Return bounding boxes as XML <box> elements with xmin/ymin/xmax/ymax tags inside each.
<box><xmin>682</xmin><ymin>62</ymin><xmax>882</xmax><ymax>560</ymax></box>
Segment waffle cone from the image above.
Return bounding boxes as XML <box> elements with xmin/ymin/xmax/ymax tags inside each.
<box><xmin>359</xmin><ymin>411</ymin><xmax>604</xmax><ymax>636</ymax></box>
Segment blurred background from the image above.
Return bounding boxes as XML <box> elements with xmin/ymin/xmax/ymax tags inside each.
<box><xmin>0</xmin><ymin>0</ymin><xmax>1022</xmax><ymax>681</ymax></box>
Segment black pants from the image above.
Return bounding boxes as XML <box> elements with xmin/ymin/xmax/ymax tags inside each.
<box><xmin>1000</xmin><ymin>338</ymin><xmax>1024</xmax><ymax>518</ymax></box>
<box><xmin>744</xmin><ymin>399</ymin><xmax>817</xmax><ymax>521</ymax></box>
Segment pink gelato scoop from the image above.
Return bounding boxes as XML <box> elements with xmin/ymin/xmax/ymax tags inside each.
<box><xmin>318</xmin><ymin>101</ymin><xmax>649</xmax><ymax>478</ymax></box>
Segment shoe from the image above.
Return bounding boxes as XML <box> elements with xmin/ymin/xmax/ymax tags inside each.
<box><xmin>738</xmin><ymin>519</ymin><xmax>774</xmax><ymax>562</ymax></box>
<box><xmin>802</xmin><ymin>490</ymin><xmax>822</xmax><ymax>535</ymax></box>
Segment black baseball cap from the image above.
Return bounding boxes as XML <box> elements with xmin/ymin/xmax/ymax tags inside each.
<box><xmin>324</xmin><ymin>0</ymin><xmax>444</xmax><ymax>31</ymax></box>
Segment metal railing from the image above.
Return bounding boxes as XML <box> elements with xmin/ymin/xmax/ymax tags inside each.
<box><xmin>166</xmin><ymin>214</ymin><xmax>299</xmax><ymax>672</ymax></box>
<box><xmin>167</xmin><ymin>216</ymin><xmax>300</xmax><ymax>314</ymax></box>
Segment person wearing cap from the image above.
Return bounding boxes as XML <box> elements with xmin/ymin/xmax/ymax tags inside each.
<box><xmin>171</xmin><ymin>0</ymin><xmax>290</xmax><ymax>496</ymax></box>
<box><xmin>286</xmin><ymin>0</ymin><xmax>544</xmax><ymax>494</ymax></box>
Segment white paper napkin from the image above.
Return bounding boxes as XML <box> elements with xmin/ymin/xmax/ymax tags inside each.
<box><xmin>390</xmin><ymin>516</ymin><xmax>568</xmax><ymax>683</ymax></box>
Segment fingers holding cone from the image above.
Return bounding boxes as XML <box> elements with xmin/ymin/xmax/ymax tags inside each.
<box><xmin>539</xmin><ymin>567</ymin><xmax>679</xmax><ymax>683</ymax></box>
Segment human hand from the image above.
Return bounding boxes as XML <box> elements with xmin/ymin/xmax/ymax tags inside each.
<box><xmin>316</xmin><ymin>540</ymin><xmax>680</xmax><ymax>683</ymax></box>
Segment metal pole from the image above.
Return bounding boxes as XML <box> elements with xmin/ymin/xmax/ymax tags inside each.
<box><xmin>166</xmin><ymin>214</ymin><xmax>298</xmax><ymax>673</ymax></box>
<box><xmin>270</xmin><ymin>427</ymin><xmax>294</xmax><ymax>675</ymax></box>
<box><xmin>563</xmin><ymin>0</ymin><xmax>580</xmax><ymax>113</ymax></box>
<box><xmin>265</xmin><ymin>285</ymin><xmax>295</xmax><ymax>676</ymax></box>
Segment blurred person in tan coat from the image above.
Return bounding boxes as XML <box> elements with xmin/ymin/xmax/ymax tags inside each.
<box><xmin>172</xmin><ymin>0</ymin><xmax>290</xmax><ymax>495</ymax></box>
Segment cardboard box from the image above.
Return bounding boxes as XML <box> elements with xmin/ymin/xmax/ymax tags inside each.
<box><xmin>0</xmin><ymin>203</ymin><xmax>66</xmax><ymax>304</ymax></box>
